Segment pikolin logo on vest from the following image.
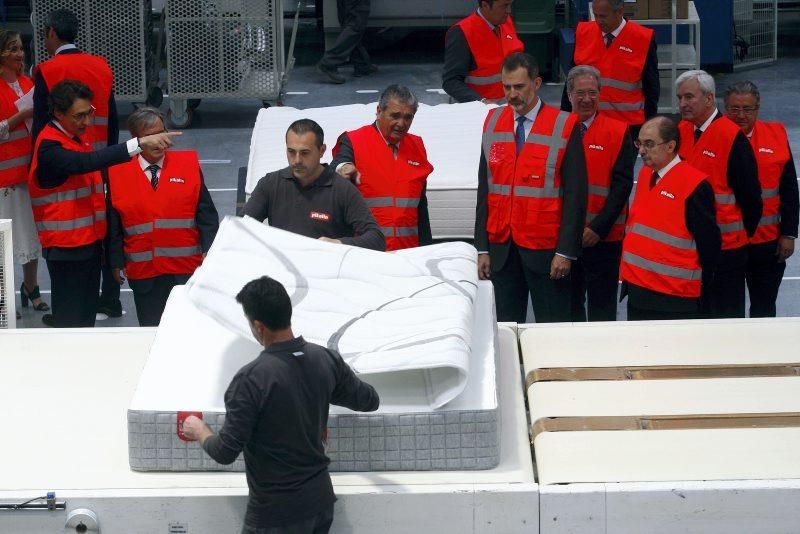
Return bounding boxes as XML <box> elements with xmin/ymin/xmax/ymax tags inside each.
<box><xmin>618</xmin><ymin>45</ymin><xmax>633</xmax><ymax>53</ymax></box>
<box><xmin>588</xmin><ymin>144</ymin><xmax>604</xmax><ymax>151</ymax></box>
<box><xmin>660</xmin><ymin>190</ymin><xmax>675</xmax><ymax>200</ymax></box>
<box><xmin>169</xmin><ymin>177</ymin><xmax>185</xmax><ymax>184</ymax></box>
<box><xmin>702</xmin><ymin>149</ymin><xmax>716</xmax><ymax>158</ymax></box>
<box><xmin>407</xmin><ymin>160</ymin><xmax>420</xmax><ymax>166</ymax></box>
<box><xmin>759</xmin><ymin>147</ymin><xmax>774</xmax><ymax>154</ymax></box>
<box><xmin>310</xmin><ymin>211</ymin><xmax>330</xmax><ymax>222</ymax></box>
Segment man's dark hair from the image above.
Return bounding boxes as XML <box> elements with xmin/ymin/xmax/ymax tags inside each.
<box><xmin>48</xmin><ymin>79</ymin><xmax>93</xmax><ymax>117</ymax></box>
<box><xmin>479</xmin><ymin>0</ymin><xmax>497</xmax><ymax>8</ymax></box>
<box><xmin>501</xmin><ymin>52</ymin><xmax>540</xmax><ymax>80</ymax></box>
<box><xmin>379</xmin><ymin>84</ymin><xmax>418</xmax><ymax>112</ymax></box>
<box><xmin>653</xmin><ymin>115</ymin><xmax>680</xmax><ymax>153</ymax></box>
<box><xmin>286</xmin><ymin>119</ymin><xmax>324</xmax><ymax>149</ymax></box>
<box><xmin>46</xmin><ymin>9</ymin><xmax>80</xmax><ymax>43</ymax></box>
<box><xmin>723</xmin><ymin>80</ymin><xmax>761</xmax><ymax>105</ymax></box>
<box><xmin>235</xmin><ymin>276</ymin><xmax>293</xmax><ymax>330</ymax></box>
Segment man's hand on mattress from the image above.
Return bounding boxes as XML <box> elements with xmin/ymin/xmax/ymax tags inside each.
<box><xmin>478</xmin><ymin>253</ymin><xmax>491</xmax><ymax>280</ymax></box>
<box><xmin>182</xmin><ymin>415</ymin><xmax>214</xmax><ymax>444</ymax></box>
<box><xmin>318</xmin><ymin>237</ymin><xmax>343</xmax><ymax>245</ymax></box>
<box><xmin>338</xmin><ymin>163</ymin><xmax>361</xmax><ymax>185</ymax></box>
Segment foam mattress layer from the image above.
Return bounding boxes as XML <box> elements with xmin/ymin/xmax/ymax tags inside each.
<box><xmin>128</xmin><ymin>281</ymin><xmax>499</xmax><ymax>472</ymax></box>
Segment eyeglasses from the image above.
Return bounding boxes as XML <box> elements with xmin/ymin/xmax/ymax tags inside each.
<box><xmin>634</xmin><ymin>139</ymin><xmax>669</xmax><ymax>150</ymax></box>
<box><xmin>71</xmin><ymin>105</ymin><xmax>96</xmax><ymax>122</ymax></box>
<box><xmin>570</xmin><ymin>90</ymin><xmax>599</xmax><ymax>99</ymax></box>
<box><xmin>726</xmin><ymin>106</ymin><xmax>759</xmax><ymax>116</ymax></box>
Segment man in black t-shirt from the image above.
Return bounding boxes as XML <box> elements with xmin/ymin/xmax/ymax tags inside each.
<box><xmin>182</xmin><ymin>276</ymin><xmax>380</xmax><ymax>533</ymax></box>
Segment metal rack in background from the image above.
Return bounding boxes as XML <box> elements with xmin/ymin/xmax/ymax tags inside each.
<box><xmin>31</xmin><ymin>0</ymin><xmax>159</xmax><ymax>106</ymax></box>
<box><xmin>0</xmin><ymin>220</ymin><xmax>15</xmax><ymax>329</ymax></box>
<box><xmin>164</xmin><ymin>0</ymin><xmax>296</xmax><ymax>128</ymax></box>
<box><xmin>733</xmin><ymin>0</ymin><xmax>779</xmax><ymax>70</ymax></box>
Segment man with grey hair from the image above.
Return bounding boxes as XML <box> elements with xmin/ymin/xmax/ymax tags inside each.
<box><xmin>724</xmin><ymin>80</ymin><xmax>798</xmax><ymax>317</ymax></box>
<box><xmin>566</xmin><ymin>65</ymin><xmax>634</xmax><ymax>321</ymax></box>
<box><xmin>331</xmin><ymin>84</ymin><xmax>434</xmax><ymax>251</ymax></box>
<box><xmin>105</xmin><ymin>106</ymin><xmax>219</xmax><ymax>326</ymax></box>
<box><xmin>676</xmin><ymin>69</ymin><xmax>762</xmax><ymax>319</ymax></box>
<box><xmin>561</xmin><ymin>0</ymin><xmax>659</xmax><ymax>139</ymax></box>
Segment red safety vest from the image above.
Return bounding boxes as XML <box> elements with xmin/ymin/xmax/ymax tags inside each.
<box><xmin>573</xmin><ymin>20</ymin><xmax>653</xmax><ymax>126</ymax></box>
<box><xmin>582</xmin><ymin>113</ymin><xmax>628</xmax><ymax>242</ymax></box>
<box><xmin>678</xmin><ymin>116</ymin><xmax>748</xmax><ymax>250</ymax></box>
<box><xmin>454</xmin><ymin>12</ymin><xmax>524</xmax><ymax>100</ymax></box>
<box><xmin>482</xmin><ymin>104</ymin><xmax>576</xmax><ymax>250</ymax></box>
<box><xmin>334</xmin><ymin>125</ymin><xmax>433</xmax><ymax>251</ymax></box>
<box><xmin>107</xmin><ymin>151</ymin><xmax>203</xmax><ymax>280</ymax></box>
<box><xmin>36</xmin><ymin>52</ymin><xmax>113</xmax><ymax>149</ymax></box>
<box><xmin>27</xmin><ymin>124</ymin><xmax>106</xmax><ymax>248</ymax></box>
<box><xmin>0</xmin><ymin>75</ymin><xmax>34</xmax><ymax>188</ymax></box>
<box><xmin>748</xmin><ymin>121</ymin><xmax>791</xmax><ymax>244</ymax></box>
<box><xmin>621</xmin><ymin>161</ymin><xmax>707</xmax><ymax>298</ymax></box>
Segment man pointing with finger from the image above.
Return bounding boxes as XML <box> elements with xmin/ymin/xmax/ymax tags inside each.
<box><xmin>474</xmin><ymin>52</ymin><xmax>588</xmax><ymax>323</ymax></box>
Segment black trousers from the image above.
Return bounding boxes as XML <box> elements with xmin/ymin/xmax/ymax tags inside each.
<box><xmin>46</xmin><ymin>247</ymin><xmax>101</xmax><ymax>327</ymax></box>
<box><xmin>129</xmin><ymin>274</ymin><xmax>190</xmax><ymax>327</ymax></box>
<box><xmin>707</xmin><ymin>247</ymin><xmax>747</xmax><ymax>319</ymax></box>
<box><xmin>241</xmin><ymin>504</ymin><xmax>334</xmax><ymax>534</ymax></box>
<box><xmin>321</xmin><ymin>0</ymin><xmax>371</xmax><ymax>69</ymax></box>
<box><xmin>491</xmin><ymin>242</ymin><xmax>572</xmax><ymax>323</ymax></box>
<box><xmin>627</xmin><ymin>300</ymin><xmax>698</xmax><ymax>321</ymax></box>
<box><xmin>98</xmin><ymin>262</ymin><xmax>120</xmax><ymax>306</ymax></box>
<box><xmin>746</xmin><ymin>240</ymin><xmax>787</xmax><ymax>318</ymax></box>
<box><xmin>571</xmin><ymin>240</ymin><xmax>622</xmax><ymax>322</ymax></box>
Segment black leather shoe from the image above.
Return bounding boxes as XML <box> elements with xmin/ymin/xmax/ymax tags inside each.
<box><xmin>42</xmin><ymin>314</ymin><xmax>56</xmax><ymax>327</ymax></box>
<box><xmin>97</xmin><ymin>301</ymin><xmax>123</xmax><ymax>318</ymax></box>
<box><xmin>316</xmin><ymin>63</ymin><xmax>345</xmax><ymax>84</ymax></box>
<box><xmin>354</xmin><ymin>64</ymin><xmax>379</xmax><ymax>77</ymax></box>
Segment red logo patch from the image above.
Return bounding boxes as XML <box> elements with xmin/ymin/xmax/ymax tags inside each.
<box><xmin>310</xmin><ymin>211</ymin><xmax>330</xmax><ymax>221</ymax></box>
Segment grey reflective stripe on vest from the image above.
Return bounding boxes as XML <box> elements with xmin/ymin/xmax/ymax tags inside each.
<box><xmin>715</xmin><ymin>193</ymin><xmax>736</xmax><ymax>205</ymax></box>
<box><xmin>482</xmin><ymin>108</ymin><xmax>511</xmax><ymax>197</ymax></box>
<box><xmin>0</xmin><ymin>155</ymin><xmax>31</xmax><ymax>171</ymax></box>
<box><xmin>514</xmin><ymin>185</ymin><xmax>561</xmax><ymax>198</ymax></box>
<box><xmin>29</xmin><ymin>185</ymin><xmax>93</xmax><ymax>206</ymax></box>
<box><xmin>364</xmin><ymin>196</ymin><xmax>394</xmax><ymax>208</ymax></box>
<box><xmin>598</xmin><ymin>101</ymin><xmax>645</xmax><ymax>111</ymax></box>
<box><xmin>631</xmin><ymin>222</ymin><xmax>696</xmax><ymax>250</ymax></box>
<box><xmin>380</xmin><ymin>226</ymin><xmax>418</xmax><ymax>237</ymax></box>
<box><xmin>395</xmin><ymin>197</ymin><xmax>420</xmax><ymax>208</ymax></box>
<box><xmin>527</xmin><ymin>111</ymin><xmax>570</xmax><ymax>194</ymax></box>
<box><xmin>587</xmin><ymin>212</ymin><xmax>626</xmax><ymax>224</ymax></box>
<box><xmin>465</xmin><ymin>73</ymin><xmax>502</xmax><ymax>85</ymax></box>
<box><xmin>35</xmin><ymin>214</ymin><xmax>94</xmax><ymax>232</ymax></box>
<box><xmin>719</xmin><ymin>220</ymin><xmax>745</xmax><ymax>233</ymax></box>
<box><xmin>0</xmin><ymin>130</ymin><xmax>29</xmax><ymax>143</ymax></box>
<box><xmin>125</xmin><ymin>251</ymin><xmax>153</xmax><ymax>262</ymax></box>
<box><xmin>94</xmin><ymin>116</ymin><xmax>109</xmax><ymax>126</ymax></box>
<box><xmin>758</xmin><ymin>214</ymin><xmax>780</xmax><ymax>226</ymax></box>
<box><xmin>599</xmin><ymin>77</ymin><xmax>642</xmax><ymax>91</ymax></box>
<box><xmin>155</xmin><ymin>218</ymin><xmax>196</xmax><ymax>229</ymax></box>
<box><xmin>588</xmin><ymin>184</ymin><xmax>609</xmax><ymax>196</ymax></box>
<box><xmin>155</xmin><ymin>245</ymin><xmax>202</xmax><ymax>257</ymax></box>
<box><xmin>762</xmin><ymin>187</ymin><xmax>779</xmax><ymax>199</ymax></box>
<box><xmin>95</xmin><ymin>210</ymin><xmax>106</xmax><ymax>221</ymax></box>
<box><xmin>623</xmin><ymin>251</ymin><xmax>702</xmax><ymax>281</ymax></box>
<box><xmin>95</xmin><ymin>183</ymin><xmax>105</xmax><ymax>194</ymax></box>
<box><xmin>125</xmin><ymin>222</ymin><xmax>153</xmax><ymax>236</ymax></box>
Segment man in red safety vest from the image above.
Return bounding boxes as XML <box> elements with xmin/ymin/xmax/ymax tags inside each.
<box><xmin>443</xmin><ymin>0</ymin><xmax>524</xmax><ymax>104</ymax></box>
<box><xmin>620</xmin><ymin>116</ymin><xmax>721</xmax><ymax>320</ymax></box>
<box><xmin>724</xmin><ymin>80</ymin><xmax>798</xmax><ymax>318</ymax></box>
<box><xmin>331</xmin><ymin>84</ymin><xmax>434</xmax><ymax>251</ymax></box>
<box><xmin>106</xmin><ymin>107</ymin><xmax>219</xmax><ymax>326</ymax></box>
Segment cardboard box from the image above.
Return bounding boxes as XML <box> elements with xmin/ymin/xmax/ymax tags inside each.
<box><xmin>623</xmin><ymin>0</ymin><xmax>649</xmax><ymax>20</ymax></box>
<box><xmin>648</xmin><ymin>0</ymin><xmax>689</xmax><ymax>19</ymax></box>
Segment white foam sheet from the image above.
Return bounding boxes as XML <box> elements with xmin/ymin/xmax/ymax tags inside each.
<box><xmin>245</xmin><ymin>101</ymin><xmax>492</xmax><ymax>194</ymax></box>
<box><xmin>136</xmin><ymin>215</ymin><xmax>481</xmax><ymax>410</ymax></box>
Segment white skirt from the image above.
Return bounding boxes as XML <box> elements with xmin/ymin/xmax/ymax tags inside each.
<box><xmin>0</xmin><ymin>183</ymin><xmax>42</xmax><ymax>264</ymax></box>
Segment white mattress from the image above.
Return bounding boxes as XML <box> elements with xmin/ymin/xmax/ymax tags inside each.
<box><xmin>519</xmin><ymin>319</ymin><xmax>800</xmax><ymax>485</ymax></box>
<box><xmin>245</xmin><ymin>102</ymin><xmax>494</xmax><ymax>239</ymax></box>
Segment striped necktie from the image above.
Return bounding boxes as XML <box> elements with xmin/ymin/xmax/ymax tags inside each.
<box><xmin>147</xmin><ymin>164</ymin><xmax>160</xmax><ymax>190</ymax></box>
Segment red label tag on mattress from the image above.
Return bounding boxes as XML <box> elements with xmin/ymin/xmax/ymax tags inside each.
<box><xmin>177</xmin><ymin>411</ymin><xmax>203</xmax><ymax>442</ymax></box>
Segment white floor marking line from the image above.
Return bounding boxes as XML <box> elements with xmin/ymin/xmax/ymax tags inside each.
<box><xmin>285</xmin><ymin>91</ymin><xmax>309</xmax><ymax>95</ymax></box>
<box><xmin>356</xmin><ymin>89</ymin><xmax>379</xmax><ymax>94</ymax></box>
<box><xmin>15</xmin><ymin>289</ymin><xmax>134</xmax><ymax>294</ymax></box>
<box><xmin>208</xmin><ymin>188</ymin><xmax>237</xmax><ymax>192</ymax></box>
<box><xmin>426</xmin><ymin>88</ymin><xmax>447</xmax><ymax>94</ymax></box>
<box><xmin>199</xmin><ymin>159</ymin><xmax>231</xmax><ymax>165</ymax></box>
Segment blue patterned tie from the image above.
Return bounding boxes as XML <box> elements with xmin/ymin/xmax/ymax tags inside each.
<box><xmin>515</xmin><ymin>115</ymin><xmax>526</xmax><ymax>155</ymax></box>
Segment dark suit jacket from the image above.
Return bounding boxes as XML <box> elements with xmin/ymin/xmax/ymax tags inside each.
<box><xmin>32</xmin><ymin>48</ymin><xmax>119</xmax><ymax>146</ymax></box>
<box><xmin>474</xmin><ymin>104</ymin><xmax>589</xmax><ymax>273</ymax></box>
<box><xmin>442</xmin><ymin>25</ymin><xmax>483</xmax><ymax>103</ymax></box>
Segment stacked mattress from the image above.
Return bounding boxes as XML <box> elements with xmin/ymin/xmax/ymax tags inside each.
<box><xmin>245</xmin><ymin>101</ymin><xmax>494</xmax><ymax>239</ymax></box>
<box><xmin>128</xmin><ymin>216</ymin><xmax>500</xmax><ymax>472</ymax></box>
<box><xmin>520</xmin><ymin>319</ymin><xmax>800</xmax><ymax>485</ymax></box>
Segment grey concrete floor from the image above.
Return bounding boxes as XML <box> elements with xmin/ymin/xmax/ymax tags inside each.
<box><xmin>12</xmin><ymin>29</ymin><xmax>800</xmax><ymax>327</ymax></box>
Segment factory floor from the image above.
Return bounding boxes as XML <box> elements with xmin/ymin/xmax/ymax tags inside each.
<box><xmin>12</xmin><ymin>24</ymin><xmax>800</xmax><ymax>327</ymax></box>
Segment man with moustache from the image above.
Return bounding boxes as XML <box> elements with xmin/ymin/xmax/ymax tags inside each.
<box><xmin>330</xmin><ymin>84</ymin><xmax>433</xmax><ymax>251</ymax></box>
<box><xmin>724</xmin><ymin>81</ymin><xmax>799</xmax><ymax>317</ymax></box>
<box><xmin>676</xmin><ymin>70</ymin><xmax>762</xmax><ymax>318</ymax></box>
<box><xmin>244</xmin><ymin>118</ymin><xmax>385</xmax><ymax>251</ymax></box>
<box><xmin>475</xmin><ymin>52</ymin><xmax>588</xmax><ymax>323</ymax></box>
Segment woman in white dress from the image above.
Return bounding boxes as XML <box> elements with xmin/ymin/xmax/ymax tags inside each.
<box><xmin>0</xmin><ymin>30</ymin><xmax>49</xmax><ymax>313</ymax></box>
